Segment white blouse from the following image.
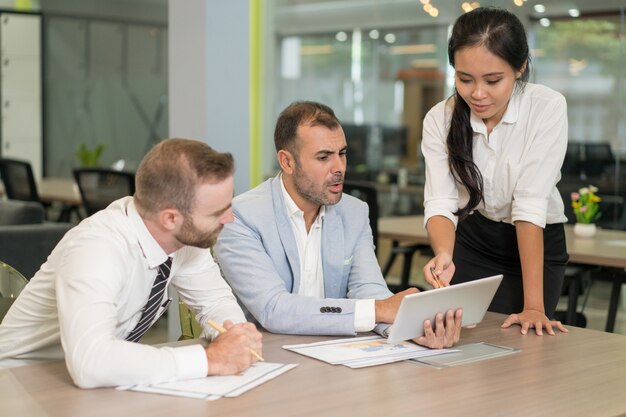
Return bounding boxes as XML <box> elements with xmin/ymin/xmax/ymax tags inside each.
<box><xmin>422</xmin><ymin>82</ymin><xmax>569</xmax><ymax>229</ymax></box>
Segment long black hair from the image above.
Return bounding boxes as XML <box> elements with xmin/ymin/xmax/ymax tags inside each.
<box><xmin>447</xmin><ymin>7</ymin><xmax>530</xmax><ymax>219</ymax></box>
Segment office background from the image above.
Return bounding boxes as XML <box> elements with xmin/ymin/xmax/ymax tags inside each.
<box><xmin>0</xmin><ymin>0</ymin><xmax>624</xmax><ymax>335</ymax></box>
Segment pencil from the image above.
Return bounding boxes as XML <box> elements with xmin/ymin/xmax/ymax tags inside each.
<box><xmin>430</xmin><ymin>267</ymin><xmax>444</xmax><ymax>289</ymax></box>
<box><xmin>207</xmin><ymin>319</ymin><xmax>264</xmax><ymax>361</ymax></box>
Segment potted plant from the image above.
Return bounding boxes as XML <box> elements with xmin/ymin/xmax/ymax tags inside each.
<box><xmin>76</xmin><ymin>143</ymin><xmax>105</xmax><ymax>167</ymax></box>
<box><xmin>571</xmin><ymin>185</ymin><xmax>601</xmax><ymax>237</ymax></box>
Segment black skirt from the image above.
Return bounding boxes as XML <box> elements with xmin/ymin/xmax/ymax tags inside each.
<box><xmin>451</xmin><ymin>211</ymin><xmax>568</xmax><ymax>318</ymax></box>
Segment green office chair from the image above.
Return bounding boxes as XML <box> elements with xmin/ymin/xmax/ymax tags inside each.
<box><xmin>178</xmin><ymin>300</ymin><xmax>203</xmax><ymax>340</ymax></box>
<box><xmin>0</xmin><ymin>261</ymin><xmax>29</xmax><ymax>321</ymax></box>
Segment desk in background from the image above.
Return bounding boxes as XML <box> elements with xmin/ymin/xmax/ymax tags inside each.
<box><xmin>1</xmin><ymin>313</ymin><xmax>625</xmax><ymax>417</ymax></box>
<box><xmin>379</xmin><ymin>215</ymin><xmax>626</xmax><ymax>332</ymax></box>
<box><xmin>38</xmin><ymin>177</ymin><xmax>81</xmax><ymax>207</ymax></box>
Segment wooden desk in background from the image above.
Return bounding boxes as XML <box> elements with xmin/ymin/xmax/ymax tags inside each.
<box><xmin>379</xmin><ymin>215</ymin><xmax>626</xmax><ymax>331</ymax></box>
<box><xmin>1</xmin><ymin>313</ymin><xmax>625</xmax><ymax>417</ymax></box>
<box><xmin>37</xmin><ymin>177</ymin><xmax>81</xmax><ymax>207</ymax></box>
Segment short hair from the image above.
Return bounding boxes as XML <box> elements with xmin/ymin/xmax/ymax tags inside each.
<box><xmin>274</xmin><ymin>101</ymin><xmax>341</xmax><ymax>156</ymax></box>
<box><xmin>134</xmin><ymin>138</ymin><xmax>234</xmax><ymax>216</ymax></box>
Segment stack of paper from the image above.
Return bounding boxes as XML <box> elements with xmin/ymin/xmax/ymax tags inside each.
<box><xmin>118</xmin><ymin>362</ymin><xmax>298</xmax><ymax>400</ymax></box>
<box><xmin>283</xmin><ymin>335</ymin><xmax>457</xmax><ymax>368</ymax></box>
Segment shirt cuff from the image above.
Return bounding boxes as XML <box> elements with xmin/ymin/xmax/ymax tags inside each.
<box><xmin>511</xmin><ymin>198</ymin><xmax>548</xmax><ymax>228</ymax></box>
<box><xmin>168</xmin><ymin>344</ymin><xmax>208</xmax><ymax>380</ymax></box>
<box><xmin>354</xmin><ymin>299</ymin><xmax>376</xmax><ymax>332</ymax></box>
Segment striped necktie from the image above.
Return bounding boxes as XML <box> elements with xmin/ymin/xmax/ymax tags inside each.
<box><xmin>126</xmin><ymin>257</ymin><xmax>173</xmax><ymax>342</ymax></box>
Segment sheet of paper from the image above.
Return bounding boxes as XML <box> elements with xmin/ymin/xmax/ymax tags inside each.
<box><xmin>118</xmin><ymin>362</ymin><xmax>297</xmax><ymax>401</ymax></box>
<box><xmin>283</xmin><ymin>335</ymin><xmax>457</xmax><ymax>368</ymax></box>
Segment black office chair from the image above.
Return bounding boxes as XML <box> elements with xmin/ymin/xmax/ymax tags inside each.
<box><xmin>0</xmin><ymin>157</ymin><xmax>41</xmax><ymax>202</ymax></box>
<box><xmin>583</xmin><ymin>143</ymin><xmax>614</xmax><ymax>179</ymax></box>
<box><xmin>0</xmin><ymin>158</ymin><xmax>81</xmax><ymax>223</ymax></box>
<box><xmin>73</xmin><ymin>168</ymin><xmax>135</xmax><ymax>216</ymax></box>
<box><xmin>561</xmin><ymin>142</ymin><xmax>583</xmax><ymax>179</ymax></box>
<box><xmin>343</xmin><ymin>180</ymin><xmax>425</xmax><ymax>292</ymax></box>
<box><xmin>343</xmin><ymin>180</ymin><xmax>379</xmax><ymax>252</ymax></box>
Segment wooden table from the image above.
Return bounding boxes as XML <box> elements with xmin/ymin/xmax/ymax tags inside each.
<box><xmin>38</xmin><ymin>177</ymin><xmax>81</xmax><ymax>207</ymax></box>
<box><xmin>379</xmin><ymin>215</ymin><xmax>626</xmax><ymax>331</ymax></box>
<box><xmin>37</xmin><ymin>177</ymin><xmax>82</xmax><ymax>222</ymax></box>
<box><xmin>1</xmin><ymin>313</ymin><xmax>625</xmax><ymax>417</ymax></box>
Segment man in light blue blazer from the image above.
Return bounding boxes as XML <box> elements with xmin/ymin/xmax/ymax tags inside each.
<box><xmin>215</xmin><ymin>101</ymin><xmax>461</xmax><ymax>348</ymax></box>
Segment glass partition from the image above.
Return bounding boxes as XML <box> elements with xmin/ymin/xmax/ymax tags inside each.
<box><xmin>272</xmin><ymin>2</ymin><xmax>626</xmax><ymax>224</ymax></box>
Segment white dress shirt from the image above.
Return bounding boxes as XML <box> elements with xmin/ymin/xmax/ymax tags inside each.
<box><xmin>280</xmin><ymin>176</ymin><xmax>376</xmax><ymax>332</ymax></box>
<box><xmin>422</xmin><ymin>83</ymin><xmax>569</xmax><ymax>229</ymax></box>
<box><xmin>0</xmin><ymin>197</ymin><xmax>245</xmax><ymax>388</ymax></box>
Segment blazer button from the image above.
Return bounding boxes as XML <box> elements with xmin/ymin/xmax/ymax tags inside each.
<box><xmin>320</xmin><ymin>307</ymin><xmax>327</xmax><ymax>313</ymax></box>
<box><xmin>336</xmin><ymin>307</ymin><xmax>342</xmax><ymax>313</ymax></box>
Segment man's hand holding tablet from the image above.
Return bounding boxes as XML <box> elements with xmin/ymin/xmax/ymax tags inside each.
<box><xmin>375</xmin><ymin>288</ymin><xmax>463</xmax><ymax>349</ymax></box>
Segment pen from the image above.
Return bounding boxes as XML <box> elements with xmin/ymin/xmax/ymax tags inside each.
<box><xmin>207</xmin><ymin>319</ymin><xmax>264</xmax><ymax>361</ymax></box>
<box><xmin>430</xmin><ymin>267</ymin><xmax>444</xmax><ymax>289</ymax></box>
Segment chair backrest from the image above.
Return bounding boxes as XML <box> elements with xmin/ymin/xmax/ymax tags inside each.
<box><xmin>597</xmin><ymin>194</ymin><xmax>626</xmax><ymax>231</ymax></box>
<box><xmin>561</xmin><ymin>142</ymin><xmax>583</xmax><ymax>179</ymax></box>
<box><xmin>584</xmin><ymin>143</ymin><xmax>614</xmax><ymax>178</ymax></box>
<box><xmin>0</xmin><ymin>158</ymin><xmax>40</xmax><ymax>202</ymax></box>
<box><xmin>0</xmin><ymin>261</ymin><xmax>28</xmax><ymax>321</ymax></box>
<box><xmin>73</xmin><ymin>168</ymin><xmax>136</xmax><ymax>216</ymax></box>
<box><xmin>343</xmin><ymin>180</ymin><xmax>379</xmax><ymax>252</ymax></box>
<box><xmin>178</xmin><ymin>300</ymin><xmax>203</xmax><ymax>340</ymax></box>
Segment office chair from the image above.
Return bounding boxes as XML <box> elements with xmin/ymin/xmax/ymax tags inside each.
<box><xmin>0</xmin><ymin>157</ymin><xmax>41</xmax><ymax>202</ymax></box>
<box><xmin>0</xmin><ymin>261</ymin><xmax>28</xmax><ymax>321</ymax></box>
<box><xmin>73</xmin><ymin>168</ymin><xmax>135</xmax><ymax>216</ymax></box>
<box><xmin>343</xmin><ymin>180</ymin><xmax>425</xmax><ymax>292</ymax></box>
<box><xmin>178</xmin><ymin>300</ymin><xmax>203</xmax><ymax>340</ymax></box>
<box><xmin>561</xmin><ymin>142</ymin><xmax>583</xmax><ymax>179</ymax></box>
<box><xmin>583</xmin><ymin>143</ymin><xmax>614</xmax><ymax>178</ymax></box>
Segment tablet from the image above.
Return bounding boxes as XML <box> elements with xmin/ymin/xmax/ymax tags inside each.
<box><xmin>386</xmin><ymin>275</ymin><xmax>503</xmax><ymax>344</ymax></box>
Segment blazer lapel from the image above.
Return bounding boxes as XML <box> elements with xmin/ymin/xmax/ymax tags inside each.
<box><xmin>321</xmin><ymin>206</ymin><xmax>345</xmax><ymax>298</ymax></box>
<box><xmin>270</xmin><ymin>176</ymin><xmax>301</xmax><ymax>292</ymax></box>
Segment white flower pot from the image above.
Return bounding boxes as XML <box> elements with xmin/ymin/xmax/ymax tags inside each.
<box><xmin>574</xmin><ymin>223</ymin><xmax>597</xmax><ymax>238</ymax></box>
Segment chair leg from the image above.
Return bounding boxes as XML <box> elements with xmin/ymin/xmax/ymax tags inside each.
<box><xmin>381</xmin><ymin>240</ymin><xmax>400</xmax><ymax>277</ymax></box>
<box><xmin>400</xmin><ymin>251</ymin><xmax>416</xmax><ymax>291</ymax></box>
<box><xmin>605</xmin><ymin>270</ymin><xmax>624</xmax><ymax>333</ymax></box>
<box><xmin>565</xmin><ymin>273</ymin><xmax>581</xmax><ymax>325</ymax></box>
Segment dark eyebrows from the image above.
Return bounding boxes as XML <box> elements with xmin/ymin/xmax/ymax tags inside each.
<box><xmin>315</xmin><ymin>146</ymin><xmax>347</xmax><ymax>157</ymax></box>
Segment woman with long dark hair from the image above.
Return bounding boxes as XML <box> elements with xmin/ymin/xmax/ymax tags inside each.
<box><xmin>422</xmin><ymin>7</ymin><xmax>569</xmax><ymax>335</ymax></box>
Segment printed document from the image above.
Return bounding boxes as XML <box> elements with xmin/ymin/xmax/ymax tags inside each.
<box><xmin>118</xmin><ymin>362</ymin><xmax>297</xmax><ymax>400</ymax></box>
<box><xmin>283</xmin><ymin>335</ymin><xmax>456</xmax><ymax>368</ymax></box>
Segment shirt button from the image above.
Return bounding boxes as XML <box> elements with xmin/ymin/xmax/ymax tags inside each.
<box><xmin>320</xmin><ymin>307</ymin><xmax>327</xmax><ymax>313</ymax></box>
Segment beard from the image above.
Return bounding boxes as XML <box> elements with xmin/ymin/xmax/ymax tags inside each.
<box><xmin>175</xmin><ymin>215</ymin><xmax>221</xmax><ymax>249</ymax></box>
<box><xmin>292</xmin><ymin>168</ymin><xmax>344</xmax><ymax>207</ymax></box>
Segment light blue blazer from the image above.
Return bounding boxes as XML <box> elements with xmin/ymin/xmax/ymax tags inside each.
<box><xmin>214</xmin><ymin>175</ymin><xmax>393</xmax><ymax>336</ymax></box>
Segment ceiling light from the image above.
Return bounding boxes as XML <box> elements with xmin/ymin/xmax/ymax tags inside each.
<box><xmin>568</xmin><ymin>8</ymin><xmax>580</xmax><ymax>17</ymax></box>
<box><xmin>369</xmin><ymin>29</ymin><xmax>380</xmax><ymax>40</ymax></box>
<box><xmin>428</xmin><ymin>7</ymin><xmax>439</xmax><ymax>17</ymax></box>
<box><xmin>513</xmin><ymin>0</ymin><xmax>523</xmax><ymax>6</ymax></box>
<box><xmin>539</xmin><ymin>17</ymin><xmax>551</xmax><ymax>27</ymax></box>
<box><xmin>534</xmin><ymin>4</ymin><xmax>546</xmax><ymax>13</ymax></box>
<box><xmin>335</xmin><ymin>31</ymin><xmax>348</xmax><ymax>42</ymax></box>
<box><xmin>384</xmin><ymin>33</ymin><xmax>396</xmax><ymax>44</ymax></box>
